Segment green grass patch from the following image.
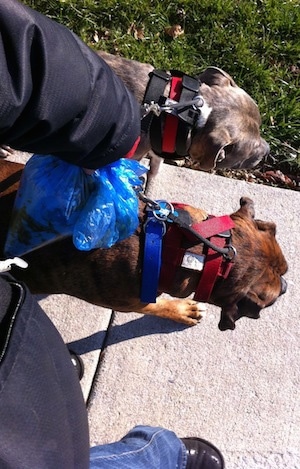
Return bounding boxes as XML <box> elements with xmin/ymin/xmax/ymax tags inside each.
<box><xmin>24</xmin><ymin>0</ymin><xmax>300</xmax><ymax>174</ymax></box>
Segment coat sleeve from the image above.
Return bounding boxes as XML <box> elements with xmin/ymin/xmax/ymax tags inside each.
<box><xmin>0</xmin><ymin>0</ymin><xmax>141</xmax><ymax>168</ymax></box>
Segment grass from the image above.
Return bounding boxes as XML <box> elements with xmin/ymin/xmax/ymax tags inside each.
<box><xmin>24</xmin><ymin>0</ymin><xmax>300</xmax><ymax>175</ymax></box>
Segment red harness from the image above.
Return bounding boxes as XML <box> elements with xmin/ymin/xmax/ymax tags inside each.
<box><xmin>161</xmin><ymin>76</ymin><xmax>182</xmax><ymax>154</ymax></box>
<box><xmin>141</xmin><ymin>70</ymin><xmax>202</xmax><ymax>160</ymax></box>
<box><xmin>159</xmin><ymin>204</ymin><xmax>235</xmax><ymax>302</ymax></box>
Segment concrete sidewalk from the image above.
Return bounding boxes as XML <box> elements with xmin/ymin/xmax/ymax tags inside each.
<box><xmin>84</xmin><ymin>164</ymin><xmax>299</xmax><ymax>469</ymax></box>
<box><xmin>11</xmin><ymin>153</ymin><xmax>300</xmax><ymax>468</ymax></box>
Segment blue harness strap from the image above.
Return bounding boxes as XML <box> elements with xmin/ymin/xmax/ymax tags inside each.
<box><xmin>140</xmin><ymin>212</ymin><xmax>166</xmax><ymax>303</ymax></box>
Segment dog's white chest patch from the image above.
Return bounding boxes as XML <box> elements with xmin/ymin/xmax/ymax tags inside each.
<box><xmin>197</xmin><ymin>100</ymin><xmax>212</xmax><ymax>128</ymax></box>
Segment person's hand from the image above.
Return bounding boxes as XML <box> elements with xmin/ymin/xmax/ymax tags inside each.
<box><xmin>82</xmin><ymin>136</ymin><xmax>141</xmax><ymax>176</ymax></box>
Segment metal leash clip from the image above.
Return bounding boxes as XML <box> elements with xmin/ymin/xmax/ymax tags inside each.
<box><xmin>151</xmin><ymin>200</ymin><xmax>175</xmax><ymax>221</ymax></box>
<box><xmin>141</xmin><ymin>96</ymin><xmax>204</xmax><ymax>119</ymax></box>
<box><xmin>134</xmin><ymin>184</ymin><xmax>175</xmax><ymax>230</ymax></box>
<box><xmin>161</xmin><ymin>96</ymin><xmax>204</xmax><ymax>114</ymax></box>
<box><xmin>141</xmin><ymin>102</ymin><xmax>163</xmax><ymax>118</ymax></box>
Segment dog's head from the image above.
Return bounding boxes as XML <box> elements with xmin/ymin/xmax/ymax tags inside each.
<box><xmin>211</xmin><ymin>197</ymin><xmax>288</xmax><ymax>330</ymax></box>
<box><xmin>189</xmin><ymin>67</ymin><xmax>269</xmax><ymax>170</ymax></box>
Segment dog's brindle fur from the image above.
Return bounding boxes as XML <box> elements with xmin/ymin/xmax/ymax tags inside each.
<box><xmin>98</xmin><ymin>52</ymin><xmax>270</xmax><ymax>177</ymax></box>
<box><xmin>0</xmin><ymin>159</ymin><xmax>287</xmax><ymax>330</ymax></box>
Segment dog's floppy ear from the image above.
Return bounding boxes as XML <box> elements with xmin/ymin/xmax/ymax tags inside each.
<box><xmin>237</xmin><ymin>296</ymin><xmax>262</xmax><ymax>319</ymax></box>
<box><xmin>189</xmin><ymin>128</ymin><xmax>233</xmax><ymax>170</ymax></box>
<box><xmin>198</xmin><ymin>66</ymin><xmax>238</xmax><ymax>88</ymax></box>
<box><xmin>233</xmin><ymin>200</ymin><xmax>277</xmax><ymax>235</ymax></box>
<box><xmin>218</xmin><ymin>304</ymin><xmax>238</xmax><ymax>331</ymax></box>
<box><xmin>239</xmin><ymin>197</ymin><xmax>255</xmax><ymax>218</ymax></box>
<box><xmin>231</xmin><ymin>197</ymin><xmax>256</xmax><ymax>220</ymax></box>
<box><xmin>255</xmin><ymin>219</ymin><xmax>277</xmax><ymax>236</ymax></box>
<box><xmin>239</xmin><ymin>139</ymin><xmax>270</xmax><ymax>168</ymax></box>
<box><xmin>218</xmin><ymin>296</ymin><xmax>262</xmax><ymax>331</ymax></box>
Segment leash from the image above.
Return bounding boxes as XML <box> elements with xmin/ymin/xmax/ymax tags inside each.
<box><xmin>136</xmin><ymin>189</ymin><xmax>236</xmax><ymax>304</ymax></box>
<box><xmin>141</xmin><ymin>69</ymin><xmax>203</xmax><ymax>160</ymax></box>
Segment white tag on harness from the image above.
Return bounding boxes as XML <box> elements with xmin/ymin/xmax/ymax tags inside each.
<box><xmin>181</xmin><ymin>252</ymin><xmax>205</xmax><ymax>271</ymax></box>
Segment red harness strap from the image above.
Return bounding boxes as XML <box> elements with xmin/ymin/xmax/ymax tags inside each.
<box><xmin>161</xmin><ymin>77</ymin><xmax>182</xmax><ymax>153</ymax></box>
<box><xmin>159</xmin><ymin>222</ymin><xmax>186</xmax><ymax>293</ymax></box>
<box><xmin>191</xmin><ymin>216</ymin><xmax>235</xmax><ymax>302</ymax></box>
<box><xmin>193</xmin><ymin>236</ymin><xmax>230</xmax><ymax>302</ymax></box>
<box><xmin>125</xmin><ymin>136</ymin><xmax>141</xmax><ymax>158</ymax></box>
<box><xmin>159</xmin><ymin>208</ymin><xmax>235</xmax><ymax>302</ymax></box>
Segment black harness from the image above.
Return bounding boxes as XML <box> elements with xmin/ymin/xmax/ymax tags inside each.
<box><xmin>141</xmin><ymin>69</ymin><xmax>203</xmax><ymax>160</ymax></box>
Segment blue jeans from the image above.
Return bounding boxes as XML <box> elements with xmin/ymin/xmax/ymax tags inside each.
<box><xmin>90</xmin><ymin>425</ymin><xmax>187</xmax><ymax>468</ymax></box>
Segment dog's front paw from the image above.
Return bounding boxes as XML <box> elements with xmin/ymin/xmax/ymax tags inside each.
<box><xmin>174</xmin><ymin>299</ymin><xmax>206</xmax><ymax>325</ymax></box>
<box><xmin>136</xmin><ymin>298</ymin><xmax>206</xmax><ymax>325</ymax></box>
<box><xmin>158</xmin><ymin>298</ymin><xmax>206</xmax><ymax>326</ymax></box>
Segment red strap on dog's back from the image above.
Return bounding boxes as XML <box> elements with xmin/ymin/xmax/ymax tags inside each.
<box><xmin>192</xmin><ymin>216</ymin><xmax>235</xmax><ymax>302</ymax></box>
<box><xmin>190</xmin><ymin>215</ymin><xmax>235</xmax><ymax>239</ymax></box>
<box><xmin>194</xmin><ymin>238</ymin><xmax>226</xmax><ymax>302</ymax></box>
<box><xmin>161</xmin><ymin>77</ymin><xmax>182</xmax><ymax>153</ymax></box>
<box><xmin>159</xmin><ymin>223</ymin><xmax>185</xmax><ymax>293</ymax></box>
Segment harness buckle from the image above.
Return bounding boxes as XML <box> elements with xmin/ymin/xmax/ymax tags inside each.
<box><xmin>143</xmin><ymin>217</ymin><xmax>166</xmax><ymax>236</ymax></box>
<box><xmin>223</xmin><ymin>245</ymin><xmax>237</xmax><ymax>261</ymax></box>
<box><xmin>151</xmin><ymin>200</ymin><xmax>174</xmax><ymax>221</ymax></box>
<box><xmin>216</xmin><ymin>230</ymin><xmax>231</xmax><ymax>239</ymax></box>
<box><xmin>143</xmin><ymin>200</ymin><xmax>171</xmax><ymax>236</ymax></box>
<box><xmin>141</xmin><ymin>101</ymin><xmax>163</xmax><ymax>118</ymax></box>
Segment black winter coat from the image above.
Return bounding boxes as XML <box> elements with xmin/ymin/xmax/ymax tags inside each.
<box><xmin>0</xmin><ymin>274</ymin><xmax>90</xmax><ymax>468</ymax></box>
<box><xmin>0</xmin><ymin>1</ymin><xmax>142</xmax><ymax>467</ymax></box>
<box><xmin>0</xmin><ymin>0</ymin><xmax>140</xmax><ymax>169</ymax></box>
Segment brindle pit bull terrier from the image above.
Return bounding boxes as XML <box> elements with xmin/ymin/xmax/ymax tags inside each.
<box><xmin>0</xmin><ymin>159</ymin><xmax>287</xmax><ymax>331</ymax></box>
<box><xmin>0</xmin><ymin>52</ymin><xmax>269</xmax><ymax>180</ymax></box>
<box><xmin>97</xmin><ymin>52</ymin><xmax>270</xmax><ymax>178</ymax></box>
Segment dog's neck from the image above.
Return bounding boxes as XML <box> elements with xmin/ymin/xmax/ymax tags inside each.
<box><xmin>98</xmin><ymin>52</ymin><xmax>212</xmax><ymax>161</ymax></box>
<box><xmin>140</xmin><ymin>69</ymin><xmax>207</xmax><ymax>160</ymax></box>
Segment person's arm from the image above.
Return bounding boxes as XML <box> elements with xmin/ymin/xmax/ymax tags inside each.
<box><xmin>0</xmin><ymin>0</ymin><xmax>140</xmax><ymax>169</ymax></box>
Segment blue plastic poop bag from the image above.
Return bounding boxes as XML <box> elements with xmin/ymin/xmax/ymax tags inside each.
<box><xmin>73</xmin><ymin>159</ymin><xmax>146</xmax><ymax>251</ymax></box>
<box><xmin>4</xmin><ymin>155</ymin><xmax>147</xmax><ymax>256</ymax></box>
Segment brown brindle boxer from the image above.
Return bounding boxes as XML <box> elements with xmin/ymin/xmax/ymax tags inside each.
<box><xmin>0</xmin><ymin>159</ymin><xmax>287</xmax><ymax>331</ymax></box>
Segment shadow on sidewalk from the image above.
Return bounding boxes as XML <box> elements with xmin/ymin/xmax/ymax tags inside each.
<box><xmin>67</xmin><ymin>314</ymin><xmax>190</xmax><ymax>354</ymax></box>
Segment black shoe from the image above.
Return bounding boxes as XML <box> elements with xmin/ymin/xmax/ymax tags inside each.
<box><xmin>69</xmin><ymin>350</ymin><xmax>84</xmax><ymax>381</ymax></box>
<box><xmin>181</xmin><ymin>438</ymin><xmax>225</xmax><ymax>469</ymax></box>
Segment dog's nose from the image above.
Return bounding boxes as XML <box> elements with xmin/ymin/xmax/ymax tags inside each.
<box><xmin>280</xmin><ymin>276</ymin><xmax>287</xmax><ymax>295</ymax></box>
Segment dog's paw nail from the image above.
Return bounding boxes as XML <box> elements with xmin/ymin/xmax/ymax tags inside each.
<box><xmin>196</xmin><ymin>303</ymin><xmax>207</xmax><ymax>318</ymax></box>
<box><xmin>188</xmin><ymin>318</ymin><xmax>199</xmax><ymax>326</ymax></box>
